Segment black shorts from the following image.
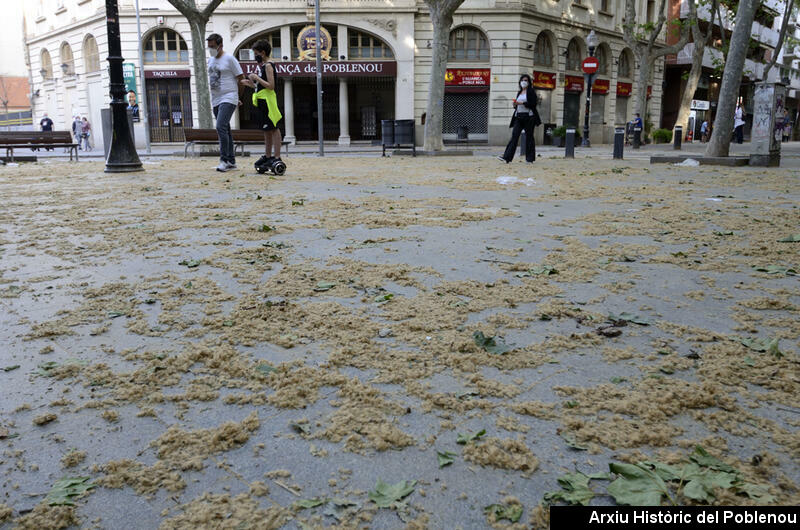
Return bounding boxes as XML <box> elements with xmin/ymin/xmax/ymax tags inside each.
<box><xmin>256</xmin><ymin>99</ymin><xmax>283</xmax><ymax>132</ymax></box>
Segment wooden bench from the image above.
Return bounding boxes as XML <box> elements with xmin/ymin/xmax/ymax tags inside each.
<box><xmin>0</xmin><ymin>131</ymin><xmax>79</xmax><ymax>162</ymax></box>
<box><xmin>183</xmin><ymin>128</ymin><xmax>291</xmax><ymax>158</ymax></box>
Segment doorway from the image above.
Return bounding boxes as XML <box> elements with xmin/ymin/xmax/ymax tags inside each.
<box><xmin>563</xmin><ymin>92</ymin><xmax>581</xmax><ymax>127</ymax></box>
<box><xmin>293</xmin><ymin>79</ymin><xmax>339</xmax><ymax>141</ymax></box>
<box><xmin>146</xmin><ymin>78</ymin><xmax>193</xmax><ymax>142</ymax></box>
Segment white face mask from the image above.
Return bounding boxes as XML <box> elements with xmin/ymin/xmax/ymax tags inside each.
<box><xmin>208</xmin><ymin>46</ymin><xmax>218</xmax><ymax>57</ymax></box>
<box><xmin>520</xmin><ymin>81</ymin><xmax>529</xmax><ymax>88</ymax></box>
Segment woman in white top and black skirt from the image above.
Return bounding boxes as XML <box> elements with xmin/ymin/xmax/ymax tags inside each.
<box><xmin>499</xmin><ymin>74</ymin><xmax>541</xmax><ymax>164</ymax></box>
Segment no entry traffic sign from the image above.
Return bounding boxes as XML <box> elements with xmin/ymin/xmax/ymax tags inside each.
<box><xmin>582</xmin><ymin>57</ymin><xmax>599</xmax><ymax>74</ymax></box>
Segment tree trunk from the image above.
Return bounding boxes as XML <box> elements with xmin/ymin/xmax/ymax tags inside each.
<box><xmin>705</xmin><ymin>0</ymin><xmax>758</xmax><ymax>157</ymax></box>
<box><xmin>423</xmin><ymin>7</ymin><xmax>453</xmax><ymax>152</ymax></box>
<box><xmin>187</xmin><ymin>15</ymin><xmax>214</xmax><ymax>129</ymax></box>
<box><xmin>673</xmin><ymin>41</ymin><xmax>705</xmax><ymax>140</ymax></box>
<box><xmin>633</xmin><ymin>55</ymin><xmax>651</xmax><ymax>121</ymax></box>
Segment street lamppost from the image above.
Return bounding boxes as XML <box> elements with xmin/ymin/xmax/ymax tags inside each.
<box><xmin>582</xmin><ymin>30</ymin><xmax>599</xmax><ymax>147</ymax></box>
<box><xmin>104</xmin><ymin>0</ymin><xmax>143</xmax><ymax>173</ymax></box>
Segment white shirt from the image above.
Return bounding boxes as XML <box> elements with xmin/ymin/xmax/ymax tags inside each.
<box><xmin>207</xmin><ymin>52</ymin><xmax>243</xmax><ymax>107</ymax></box>
<box><xmin>734</xmin><ymin>107</ymin><xmax>745</xmax><ymax>128</ymax></box>
<box><xmin>516</xmin><ymin>91</ymin><xmax>532</xmax><ymax>114</ymax></box>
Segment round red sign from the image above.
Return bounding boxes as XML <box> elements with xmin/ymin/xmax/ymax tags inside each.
<box><xmin>582</xmin><ymin>57</ymin><xmax>599</xmax><ymax>74</ymax></box>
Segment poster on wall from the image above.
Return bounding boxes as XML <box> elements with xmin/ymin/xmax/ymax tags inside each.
<box><xmin>123</xmin><ymin>63</ymin><xmax>137</xmax><ymax>94</ymax></box>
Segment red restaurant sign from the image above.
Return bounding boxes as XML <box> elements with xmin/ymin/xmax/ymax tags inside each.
<box><xmin>565</xmin><ymin>75</ymin><xmax>584</xmax><ymax>92</ymax></box>
<box><xmin>532</xmin><ymin>71</ymin><xmax>556</xmax><ymax>90</ymax></box>
<box><xmin>616</xmin><ymin>82</ymin><xmax>632</xmax><ymax>96</ymax></box>
<box><xmin>145</xmin><ymin>69</ymin><xmax>191</xmax><ymax>79</ymax></box>
<box><xmin>592</xmin><ymin>78</ymin><xmax>610</xmax><ymax>94</ymax></box>
<box><xmin>445</xmin><ymin>68</ymin><xmax>491</xmax><ymax>86</ymax></box>
<box><xmin>239</xmin><ymin>60</ymin><xmax>397</xmax><ymax>77</ymax></box>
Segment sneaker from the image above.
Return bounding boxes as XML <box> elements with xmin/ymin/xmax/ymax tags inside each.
<box><xmin>497</xmin><ymin>155</ymin><xmax>509</xmax><ymax>163</ymax></box>
<box><xmin>255</xmin><ymin>155</ymin><xmax>270</xmax><ymax>167</ymax></box>
<box><xmin>226</xmin><ymin>161</ymin><xmax>237</xmax><ymax>170</ymax></box>
<box><xmin>215</xmin><ymin>161</ymin><xmax>229</xmax><ymax>172</ymax></box>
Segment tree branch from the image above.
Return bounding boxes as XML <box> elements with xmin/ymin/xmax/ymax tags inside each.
<box><xmin>717</xmin><ymin>3</ymin><xmax>728</xmax><ymax>51</ymax></box>
<box><xmin>165</xmin><ymin>0</ymin><xmax>194</xmax><ymax>18</ymax></box>
<box><xmin>763</xmin><ymin>0</ymin><xmax>794</xmax><ymax>79</ymax></box>
<box><xmin>648</xmin><ymin>0</ymin><xmax>670</xmax><ymax>48</ymax></box>
<box><xmin>202</xmin><ymin>0</ymin><xmax>226</xmax><ymax>20</ymax></box>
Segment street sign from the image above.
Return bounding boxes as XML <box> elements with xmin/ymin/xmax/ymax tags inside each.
<box><xmin>581</xmin><ymin>57</ymin><xmax>599</xmax><ymax>74</ymax></box>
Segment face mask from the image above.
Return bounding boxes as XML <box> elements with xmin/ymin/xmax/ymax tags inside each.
<box><xmin>208</xmin><ymin>46</ymin><xmax>217</xmax><ymax>56</ymax></box>
<box><xmin>520</xmin><ymin>81</ymin><xmax>529</xmax><ymax>88</ymax></box>
<box><xmin>256</xmin><ymin>54</ymin><xmax>264</xmax><ymax>64</ymax></box>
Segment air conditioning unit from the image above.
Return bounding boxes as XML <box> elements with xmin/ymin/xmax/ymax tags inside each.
<box><xmin>240</xmin><ymin>49</ymin><xmax>255</xmax><ymax>61</ymax></box>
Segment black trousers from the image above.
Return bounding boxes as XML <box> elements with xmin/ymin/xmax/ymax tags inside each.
<box><xmin>734</xmin><ymin>125</ymin><xmax>744</xmax><ymax>144</ymax></box>
<box><xmin>502</xmin><ymin>114</ymin><xmax>535</xmax><ymax>162</ymax></box>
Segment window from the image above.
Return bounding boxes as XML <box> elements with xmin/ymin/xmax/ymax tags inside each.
<box><xmin>144</xmin><ymin>29</ymin><xmax>189</xmax><ymax>64</ymax></box>
<box><xmin>755</xmin><ymin>6</ymin><xmax>776</xmax><ymax>28</ymax></box>
<box><xmin>83</xmin><ymin>34</ymin><xmax>100</xmax><ymax>72</ymax></box>
<box><xmin>566</xmin><ymin>38</ymin><xmax>582</xmax><ymax>71</ymax></box>
<box><xmin>600</xmin><ymin>0</ymin><xmax>610</xmax><ymax>11</ymax></box>
<box><xmin>596</xmin><ymin>45</ymin><xmax>608</xmax><ymax>75</ymax></box>
<box><xmin>349</xmin><ymin>30</ymin><xmax>393</xmax><ymax>59</ymax></box>
<box><xmin>60</xmin><ymin>42</ymin><xmax>74</xmax><ymax>75</ymax></box>
<box><xmin>239</xmin><ymin>31</ymin><xmax>281</xmax><ymax>61</ymax></box>
<box><xmin>448</xmin><ymin>26</ymin><xmax>489</xmax><ymax>61</ymax></box>
<box><xmin>618</xmin><ymin>50</ymin><xmax>632</xmax><ymax>78</ymax></box>
<box><xmin>534</xmin><ymin>32</ymin><xmax>554</xmax><ymax>67</ymax></box>
<box><xmin>40</xmin><ymin>48</ymin><xmax>53</xmax><ymax>80</ymax></box>
<box><xmin>647</xmin><ymin>0</ymin><xmax>655</xmax><ymax>23</ymax></box>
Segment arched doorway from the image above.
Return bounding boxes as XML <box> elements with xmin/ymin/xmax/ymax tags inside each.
<box><xmin>563</xmin><ymin>37</ymin><xmax>584</xmax><ymax>128</ymax></box>
<box><xmin>533</xmin><ymin>30</ymin><xmax>557</xmax><ymax>136</ymax></box>
<box><xmin>236</xmin><ymin>30</ymin><xmax>284</xmax><ymax>132</ymax></box>
<box><xmin>142</xmin><ymin>28</ymin><xmax>193</xmax><ymax>142</ymax></box>
<box><xmin>235</xmin><ymin>25</ymin><xmax>397</xmax><ymax>143</ymax></box>
<box><xmin>616</xmin><ymin>48</ymin><xmax>634</xmax><ymax>126</ymax></box>
<box><xmin>444</xmin><ymin>25</ymin><xmax>490</xmax><ymax>140</ymax></box>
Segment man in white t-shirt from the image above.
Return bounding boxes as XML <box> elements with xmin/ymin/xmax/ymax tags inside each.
<box><xmin>207</xmin><ymin>33</ymin><xmax>245</xmax><ymax>172</ymax></box>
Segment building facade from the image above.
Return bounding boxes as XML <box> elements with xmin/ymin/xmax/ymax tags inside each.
<box><xmin>663</xmin><ymin>0</ymin><xmax>798</xmax><ymax>141</ymax></box>
<box><xmin>24</xmin><ymin>0</ymin><xmax>668</xmax><ymax>148</ymax></box>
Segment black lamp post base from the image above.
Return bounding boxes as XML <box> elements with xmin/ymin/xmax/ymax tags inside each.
<box><xmin>105</xmin><ymin>163</ymin><xmax>145</xmax><ymax>173</ymax></box>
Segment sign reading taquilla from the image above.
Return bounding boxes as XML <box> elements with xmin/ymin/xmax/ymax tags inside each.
<box><xmin>297</xmin><ymin>25</ymin><xmax>332</xmax><ymax>61</ymax></box>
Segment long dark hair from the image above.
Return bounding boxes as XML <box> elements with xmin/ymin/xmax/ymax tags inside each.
<box><xmin>517</xmin><ymin>74</ymin><xmax>533</xmax><ymax>96</ymax></box>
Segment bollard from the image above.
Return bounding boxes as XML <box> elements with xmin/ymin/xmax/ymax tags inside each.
<box><xmin>565</xmin><ymin>128</ymin><xmax>576</xmax><ymax>158</ymax></box>
<box><xmin>673</xmin><ymin>125</ymin><xmax>682</xmax><ymax>150</ymax></box>
<box><xmin>613</xmin><ymin>127</ymin><xmax>624</xmax><ymax>159</ymax></box>
<box><xmin>633</xmin><ymin>127</ymin><xmax>642</xmax><ymax>149</ymax></box>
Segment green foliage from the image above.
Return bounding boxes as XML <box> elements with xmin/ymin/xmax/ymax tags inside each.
<box><xmin>543</xmin><ymin>446</ymin><xmax>776</xmax><ymax>507</ymax></box>
<box><xmin>368</xmin><ymin>479</ymin><xmax>416</xmax><ymax>508</ymax></box>
<box><xmin>652</xmin><ymin>128</ymin><xmax>673</xmax><ymax>143</ymax></box>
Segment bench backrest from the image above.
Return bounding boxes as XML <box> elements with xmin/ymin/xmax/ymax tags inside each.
<box><xmin>183</xmin><ymin>129</ymin><xmax>218</xmax><ymax>142</ymax></box>
<box><xmin>0</xmin><ymin>131</ymin><xmax>74</xmax><ymax>144</ymax></box>
<box><xmin>183</xmin><ymin>128</ymin><xmax>265</xmax><ymax>142</ymax></box>
<box><xmin>231</xmin><ymin>129</ymin><xmax>266</xmax><ymax>141</ymax></box>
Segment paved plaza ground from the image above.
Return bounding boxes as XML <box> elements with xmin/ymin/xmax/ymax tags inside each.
<box><xmin>0</xmin><ymin>154</ymin><xmax>798</xmax><ymax>529</ymax></box>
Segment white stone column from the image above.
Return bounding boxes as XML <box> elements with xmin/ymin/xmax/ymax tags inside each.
<box><xmin>284</xmin><ymin>79</ymin><xmax>295</xmax><ymax>145</ymax></box>
<box><xmin>338</xmin><ymin>78</ymin><xmax>350</xmax><ymax>145</ymax></box>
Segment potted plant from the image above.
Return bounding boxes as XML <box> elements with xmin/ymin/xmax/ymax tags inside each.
<box><xmin>552</xmin><ymin>126</ymin><xmax>566</xmax><ymax>147</ymax></box>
